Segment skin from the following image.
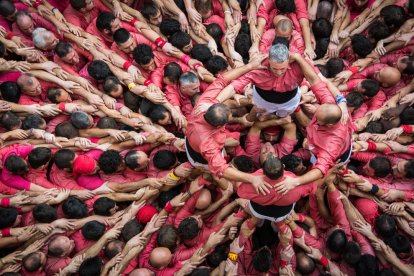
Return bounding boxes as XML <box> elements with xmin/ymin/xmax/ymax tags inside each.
<box><xmin>195</xmin><ymin>188</ymin><xmax>212</xmax><ymax>209</ymax></box>
<box><xmin>62</xmin><ymin>47</ymin><xmax>81</xmax><ymax>65</ymax></box>
<box><xmin>374</xmin><ymin>67</ymin><xmax>401</xmax><ymax>88</ymax></box>
<box><xmin>315</xmin><ymin>104</ymin><xmax>342</xmax><ymax>126</ymax></box>
<box><xmin>180</xmin><ymin>81</ymin><xmax>200</xmax><ymax>97</ymax></box>
<box><xmin>149</xmin><ymin>247</ymin><xmax>172</xmax><ymax>269</ymax></box>
<box><xmin>18</xmin><ymin>76</ymin><xmax>42</xmax><ymax>97</ymax></box>
<box><xmin>16</xmin><ymin>15</ymin><xmax>35</xmax><ymax>35</ymax></box>
<box><xmin>268</xmin><ymin>59</ymin><xmax>289</xmax><ymax>77</ymax></box>
<box><xmin>49</xmin><ymin>236</ymin><xmax>75</xmax><ymax>257</ymax></box>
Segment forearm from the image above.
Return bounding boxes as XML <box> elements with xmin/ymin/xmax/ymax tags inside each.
<box><xmin>29</xmin><ymin>70</ymin><xmax>65</xmax><ymax>86</ymax></box>
<box><xmin>299</xmin><ymin>19</ymin><xmax>312</xmax><ymax>49</ymax></box>
<box><xmin>297</xmin><ymin>169</ymin><xmax>323</xmax><ymax>186</ymax></box>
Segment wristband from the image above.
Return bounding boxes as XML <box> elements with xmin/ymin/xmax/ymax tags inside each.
<box><xmin>369</xmin><ymin>184</ymin><xmax>379</xmax><ymax>195</ymax></box>
<box><xmin>402</xmin><ymin>125</ymin><xmax>413</xmax><ymax>134</ymax></box>
<box><xmin>234</xmin><ymin>210</ymin><xmax>247</xmax><ymax>219</ymax></box>
<box><xmin>339</xmin><ymin>168</ymin><xmax>349</xmax><ymax>177</ymax></box>
<box><xmin>228</xmin><ymin>252</ymin><xmax>238</xmax><ymax>261</ymax></box>
<box><xmin>297</xmin><ymin>214</ymin><xmax>306</xmax><ymax>222</ymax></box>
<box><xmin>335</xmin><ymin>95</ymin><xmax>347</xmax><ymax>104</ymax></box>
<box><xmin>0</xmin><ymin>198</ymin><xmax>10</xmax><ymax>207</ymax></box>
<box><xmin>5</xmin><ymin>32</ymin><xmax>15</xmax><ymax>40</ymax></box>
<box><xmin>193</xmin><ymin>63</ymin><xmax>203</xmax><ymax>70</ymax></box>
<box><xmin>123</xmin><ymin>61</ymin><xmax>133</xmax><ymax>71</ymax></box>
<box><xmin>319</xmin><ymin>256</ymin><xmax>329</xmax><ymax>267</ymax></box>
<box><xmin>58</xmin><ymin>102</ymin><xmax>66</xmax><ymax>112</ymax></box>
<box><xmin>367</xmin><ymin>140</ymin><xmax>377</xmax><ymax>151</ymax></box>
<box><xmin>294</xmin><ymin>105</ymin><xmax>301</xmax><ymax>113</ymax></box>
<box><xmin>168</xmin><ymin>170</ymin><xmax>180</xmax><ymax>180</ymax></box>
<box><xmin>383</xmin><ymin>147</ymin><xmax>392</xmax><ymax>155</ymax></box>
<box><xmin>180</xmin><ymin>54</ymin><xmax>191</xmax><ymax>64</ymax></box>
<box><xmin>280</xmin><ymin>260</ymin><xmax>289</xmax><ymax>267</ymax></box>
<box><xmin>347</xmin><ymin>66</ymin><xmax>359</xmax><ymax>74</ymax></box>
<box><xmin>33</xmin><ymin>1</ymin><xmax>44</xmax><ymax>8</ymax></box>
<box><xmin>143</xmin><ymin>79</ymin><xmax>153</xmax><ymax>86</ymax></box>
<box><xmin>154</xmin><ymin>37</ymin><xmax>167</xmax><ymax>49</ymax></box>
<box><xmin>128</xmin><ymin>83</ymin><xmax>136</xmax><ymax>91</ymax></box>
<box><xmin>164</xmin><ymin>201</ymin><xmax>175</xmax><ymax>213</ymax></box>
<box><xmin>1</xmin><ymin>228</ymin><xmax>10</xmax><ymax>237</ymax></box>
<box><xmin>129</xmin><ymin>18</ymin><xmax>138</xmax><ymax>26</ymax></box>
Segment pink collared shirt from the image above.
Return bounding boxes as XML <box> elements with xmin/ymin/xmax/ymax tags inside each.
<box><xmin>63</xmin><ymin>0</ymin><xmax>110</xmax><ymax>30</ymax></box>
<box><xmin>259</xmin><ymin>29</ymin><xmax>305</xmax><ymax>54</ymax></box>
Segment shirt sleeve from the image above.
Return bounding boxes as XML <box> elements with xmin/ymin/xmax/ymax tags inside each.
<box><xmin>1</xmin><ymin>172</ymin><xmax>31</xmax><ymax>190</ymax></box>
<box><xmin>366</xmin><ymin>91</ymin><xmax>386</xmax><ymax>111</ymax></box>
<box><xmin>165</xmin><ymin>86</ymin><xmax>182</xmax><ymax>107</ymax></box>
<box><xmin>77</xmin><ymin>175</ymin><xmax>104</xmax><ymax>190</ymax></box>
<box><xmin>310</xmin><ymin>81</ymin><xmax>335</xmax><ymax>105</ymax></box>
<box><xmin>244</xmin><ymin>134</ymin><xmax>261</xmax><ymax>164</ymax></box>
<box><xmin>327</xmin><ymin>189</ymin><xmax>352</xmax><ymax>239</ymax></box>
<box><xmin>230</xmin><ymin>72</ymin><xmax>256</xmax><ymax>94</ymax></box>
<box><xmin>274</xmin><ymin>136</ymin><xmax>298</xmax><ymax>158</ymax></box>
<box><xmin>199</xmin><ymin>138</ymin><xmax>229</xmax><ymax>177</ymax></box>
<box><xmin>294</xmin><ymin>0</ymin><xmax>309</xmax><ymax>19</ymax></box>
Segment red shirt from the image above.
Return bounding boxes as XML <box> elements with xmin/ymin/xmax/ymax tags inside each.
<box><xmin>231</xmin><ymin>59</ymin><xmax>306</xmax><ymax>93</ymax></box>
<box><xmin>63</xmin><ymin>0</ymin><xmax>110</xmax><ymax>30</ymax></box>
<box><xmin>86</xmin><ymin>18</ymin><xmax>136</xmax><ymax>47</ymax></box>
<box><xmin>44</xmin><ymin>256</ymin><xmax>72</xmax><ymax>276</ymax></box>
<box><xmin>53</xmin><ymin>43</ymin><xmax>93</xmax><ymax>76</ymax></box>
<box><xmin>238</xmin><ymin>170</ymin><xmax>316</xmax><ymax>206</ymax></box>
<box><xmin>259</xmin><ymin>29</ymin><xmax>305</xmax><ymax>54</ymax></box>
<box><xmin>12</xmin><ymin>13</ymin><xmax>58</xmax><ymax>47</ymax></box>
<box><xmin>186</xmin><ymin>76</ymin><xmax>230</xmax><ymax>176</ymax></box>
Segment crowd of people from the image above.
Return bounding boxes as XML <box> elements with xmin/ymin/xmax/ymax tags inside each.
<box><xmin>0</xmin><ymin>0</ymin><xmax>413</xmax><ymax>275</ymax></box>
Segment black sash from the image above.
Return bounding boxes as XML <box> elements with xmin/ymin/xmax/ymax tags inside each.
<box><xmin>250</xmin><ymin>201</ymin><xmax>294</xmax><ymax>219</ymax></box>
<box><xmin>255</xmin><ymin>86</ymin><xmax>298</xmax><ymax>104</ymax></box>
<box><xmin>185</xmin><ymin>138</ymin><xmax>208</xmax><ymax>165</ymax></box>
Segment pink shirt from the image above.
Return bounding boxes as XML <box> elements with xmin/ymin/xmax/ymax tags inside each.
<box><xmin>259</xmin><ymin>29</ymin><xmax>305</xmax><ymax>54</ymax></box>
<box><xmin>238</xmin><ymin>170</ymin><xmax>316</xmax><ymax>206</ymax></box>
<box><xmin>186</xmin><ymin>76</ymin><xmax>230</xmax><ymax>176</ymax></box>
<box><xmin>70</xmin><ymin>229</ymin><xmax>95</xmax><ymax>253</ymax></box>
<box><xmin>165</xmin><ymin>84</ymin><xmax>194</xmax><ymax>117</ymax></box>
<box><xmin>53</xmin><ymin>43</ymin><xmax>92</xmax><ymax>76</ymax></box>
<box><xmin>231</xmin><ymin>59</ymin><xmax>306</xmax><ymax>93</ymax></box>
<box><xmin>44</xmin><ymin>256</ymin><xmax>72</xmax><ymax>276</ymax></box>
<box><xmin>110</xmin><ymin>32</ymin><xmax>156</xmax><ymax>62</ymax></box>
<box><xmin>12</xmin><ymin>13</ymin><xmax>58</xmax><ymax>47</ymax></box>
<box><xmin>63</xmin><ymin>0</ymin><xmax>110</xmax><ymax>30</ymax></box>
<box><xmin>86</xmin><ymin>18</ymin><xmax>137</xmax><ymax>47</ymax></box>
<box><xmin>49</xmin><ymin>164</ymin><xmax>85</xmax><ymax>190</ymax></box>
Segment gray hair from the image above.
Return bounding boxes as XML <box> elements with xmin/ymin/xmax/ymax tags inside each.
<box><xmin>179</xmin><ymin>72</ymin><xmax>199</xmax><ymax>86</ymax></box>
<box><xmin>269</xmin><ymin>44</ymin><xmax>289</xmax><ymax>63</ymax></box>
<box><xmin>32</xmin><ymin>28</ymin><xmax>53</xmax><ymax>49</ymax></box>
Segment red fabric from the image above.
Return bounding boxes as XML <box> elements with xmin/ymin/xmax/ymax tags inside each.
<box><xmin>0</xmin><ymin>197</ymin><xmax>10</xmax><ymax>207</ymax></box>
<box><xmin>136</xmin><ymin>205</ymin><xmax>158</xmax><ymax>223</ymax></box>
<box><xmin>73</xmin><ymin>155</ymin><xmax>96</xmax><ymax>176</ymax></box>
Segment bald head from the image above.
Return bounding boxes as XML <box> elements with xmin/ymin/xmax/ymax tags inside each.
<box><xmin>296</xmin><ymin>252</ymin><xmax>316</xmax><ymax>275</ymax></box>
<box><xmin>17</xmin><ymin>73</ymin><xmax>35</xmax><ymax>89</ymax></box>
<box><xmin>195</xmin><ymin>188</ymin><xmax>211</xmax><ymax>210</ymax></box>
<box><xmin>379</xmin><ymin>66</ymin><xmax>401</xmax><ymax>87</ymax></box>
<box><xmin>129</xmin><ymin>268</ymin><xmax>155</xmax><ymax>276</ymax></box>
<box><xmin>316</xmin><ymin>104</ymin><xmax>342</xmax><ymax>125</ymax></box>
<box><xmin>317</xmin><ymin>1</ymin><xmax>333</xmax><ymax>20</ymax></box>
<box><xmin>275</xmin><ymin>19</ymin><xmax>293</xmax><ymax>39</ymax></box>
<box><xmin>149</xmin><ymin>247</ymin><xmax>172</xmax><ymax>269</ymax></box>
<box><xmin>204</xmin><ymin>103</ymin><xmax>231</xmax><ymax>127</ymax></box>
<box><xmin>273</xmin><ymin>14</ymin><xmax>290</xmax><ymax>27</ymax></box>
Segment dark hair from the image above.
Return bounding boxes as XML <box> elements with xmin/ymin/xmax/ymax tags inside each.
<box><xmin>326</xmin><ymin>58</ymin><xmax>344</xmax><ymax>78</ymax></box>
<box><xmin>158</xmin><ymin>187</ymin><xmax>181</xmax><ymax>209</ymax></box>
<box><xmin>170</xmin><ymin>31</ymin><xmax>191</xmax><ymax>50</ymax></box>
<box><xmin>235</xmin><ymin>33</ymin><xmax>251</xmax><ymax>64</ymax></box>
<box><xmin>312</xmin><ymin>18</ymin><xmax>332</xmax><ymax>39</ymax></box>
<box><xmin>160</xmin><ymin>18</ymin><xmax>181</xmax><ymax>38</ymax></box>
<box><xmin>281</xmin><ymin>154</ymin><xmax>302</xmax><ymax>172</ymax></box>
<box><xmin>104</xmin><ymin>240</ymin><xmax>124</xmax><ymax>259</ymax></box>
<box><xmin>206</xmin><ymin>23</ymin><xmax>223</xmax><ymax>47</ymax></box>
<box><xmin>405</xmin><ymin>160</ymin><xmax>414</xmax><ymax>178</ymax></box>
<box><xmin>361</xmin><ymin>79</ymin><xmax>380</xmax><ymax>97</ymax></box>
<box><xmin>157</xmin><ymin>225</ymin><xmax>178</xmax><ymax>252</ymax></box>
<box><xmin>368</xmin><ymin>20</ymin><xmax>391</xmax><ymax>42</ymax></box>
<box><xmin>205</xmin><ymin>55</ymin><xmax>228</xmax><ymax>75</ymax></box>
<box><xmin>364</xmin><ymin>121</ymin><xmax>384</xmax><ymax>134</ymax></box>
<box><xmin>296</xmin><ymin>252</ymin><xmax>316</xmax><ymax>275</ymax></box>
<box><xmin>22</xmin><ymin>252</ymin><xmax>43</xmax><ymax>272</ymax></box>
<box><xmin>97</xmin><ymin>117</ymin><xmax>118</xmax><ymax>129</ymax></box>
<box><xmin>79</xmin><ymin>256</ymin><xmax>103</xmax><ymax>276</ymax></box>
<box><xmin>0</xmin><ymin>81</ymin><xmax>21</xmax><ymax>103</ymax></box>
<box><xmin>70</xmin><ymin>0</ymin><xmax>87</xmax><ymax>10</ymax></box>
<box><xmin>409</xmin><ymin>0</ymin><xmax>414</xmax><ymax>14</ymax></box>
<box><xmin>124</xmin><ymin>90</ymin><xmax>141</xmax><ymax>112</ymax></box>
<box><xmin>351</xmin><ymin>34</ymin><xmax>373</xmax><ymax>58</ymax></box>
<box><xmin>71</xmin><ymin>111</ymin><xmax>92</xmax><ymax>129</ymax></box>
<box><xmin>96</xmin><ymin>11</ymin><xmax>116</xmax><ymax>32</ymax></box>
<box><xmin>233</xmin><ymin>155</ymin><xmax>255</xmax><ymax>173</ymax></box>
<box><xmin>121</xmin><ymin>219</ymin><xmax>142</xmax><ymax>241</ymax></box>
<box><xmin>315</xmin><ymin>38</ymin><xmax>329</xmax><ymax>60</ymax></box>
<box><xmin>0</xmin><ymin>42</ymin><xmax>5</xmax><ymax>58</ymax></box>
<box><xmin>206</xmin><ymin>244</ymin><xmax>227</xmax><ymax>267</ymax></box>
<box><xmin>204</xmin><ymin>103</ymin><xmax>230</xmax><ymax>127</ymax></box>
<box><xmin>190</xmin><ymin>44</ymin><xmax>213</xmax><ymax>64</ymax></box>
<box><xmin>0</xmin><ymin>0</ymin><xmax>16</xmax><ymax>17</ymax></box>
<box><xmin>62</xmin><ymin>196</ymin><xmax>88</xmax><ymax>218</ymax></box>
<box><xmin>54</xmin><ymin>149</ymin><xmax>76</xmax><ymax>169</ymax></box>
<box><xmin>4</xmin><ymin>155</ymin><xmax>27</xmax><ymax>175</ymax></box>
<box><xmin>1</xmin><ymin>112</ymin><xmax>21</xmax><ymax>130</ymax></box>
<box><xmin>113</xmin><ymin>28</ymin><xmax>130</xmax><ymax>44</ymax></box>
<box><xmin>93</xmin><ymin>197</ymin><xmax>116</xmax><ymax>216</ymax></box>
<box><xmin>327</xmin><ymin>229</ymin><xmax>348</xmax><ymax>253</ymax></box>
<box><xmin>141</xmin><ymin>3</ymin><xmax>159</xmax><ymax>20</ymax></box>
<box><xmin>153</xmin><ymin>150</ymin><xmax>177</xmax><ymax>170</ymax></box>
<box><xmin>47</xmin><ymin>87</ymin><xmax>64</xmax><ymax>103</ymax></box>
<box><xmin>190</xmin><ymin>268</ymin><xmax>210</xmax><ymax>276</ymax></box>
<box><xmin>380</xmin><ymin>5</ymin><xmax>406</xmax><ymax>30</ymax></box>
<box><xmin>369</xmin><ymin>156</ymin><xmax>392</xmax><ymax>177</ymax></box>
<box><xmin>375</xmin><ymin>214</ymin><xmax>395</xmax><ymax>238</ymax></box>
<box><xmin>401</xmin><ymin>55</ymin><xmax>414</xmax><ymax>75</ymax></box>
<box><xmin>346</xmin><ymin>91</ymin><xmax>364</xmax><ymax>109</ymax></box>
<box><xmin>343</xmin><ymin>241</ymin><xmax>361</xmax><ymax>266</ymax></box>
<box><xmin>124</xmin><ymin>150</ymin><xmax>140</xmax><ymax>170</ymax></box>
<box><xmin>263</xmin><ymin>155</ymin><xmax>284</xmax><ymax>180</ymax></box>
<box><xmin>272</xmin><ymin>36</ymin><xmax>289</xmax><ymax>48</ymax></box>
<box><xmin>28</xmin><ymin>147</ymin><xmax>51</xmax><ymax>169</ymax></box>
<box><xmin>275</xmin><ymin>0</ymin><xmax>296</xmax><ymax>13</ymax></box>
<box><xmin>55</xmin><ymin>41</ymin><xmax>73</xmax><ymax>59</ymax></box>
<box><xmin>355</xmin><ymin>254</ymin><xmax>379</xmax><ymax>276</ymax></box>
<box><xmin>163</xmin><ymin>62</ymin><xmax>183</xmax><ymax>83</ymax></box>
<box><xmin>252</xmin><ymin>247</ymin><xmax>272</xmax><ymax>272</ymax></box>
<box><xmin>400</xmin><ymin>107</ymin><xmax>414</xmax><ymax>125</ymax></box>
<box><xmin>33</xmin><ymin>203</ymin><xmax>57</xmax><ymax>223</ymax></box>
<box><xmin>385</xmin><ymin>234</ymin><xmax>412</xmax><ymax>254</ymax></box>
<box><xmin>177</xmin><ymin>217</ymin><xmax>200</xmax><ymax>240</ymax></box>
<box><xmin>87</xmin><ymin>60</ymin><xmax>111</xmax><ymax>81</ymax></box>
<box><xmin>22</xmin><ymin>114</ymin><xmax>44</xmax><ymax>130</ymax></box>
<box><xmin>148</xmin><ymin>104</ymin><xmax>169</xmax><ymax>124</ymax></box>
<box><xmin>98</xmin><ymin>149</ymin><xmax>122</xmax><ymax>174</ymax></box>
<box><xmin>0</xmin><ymin>207</ymin><xmax>18</xmax><ymax>229</ymax></box>
<box><xmin>82</xmin><ymin>221</ymin><xmax>106</xmax><ymax>240</ymax></box>
<box><xmin>133</xmin><ymin>44</ymin><xmax>154</xmax><ymax>65</ymax></box>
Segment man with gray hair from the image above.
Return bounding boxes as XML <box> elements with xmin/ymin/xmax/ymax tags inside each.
<box><xmin>165</xmin><ymin>71</ymin><xmax>203</xmax><ymax>117</ymax></box>
<box><xmin>203</xmin><ymin>43</ymin><xmax>333</xmax><ymax>118</ymax></box>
